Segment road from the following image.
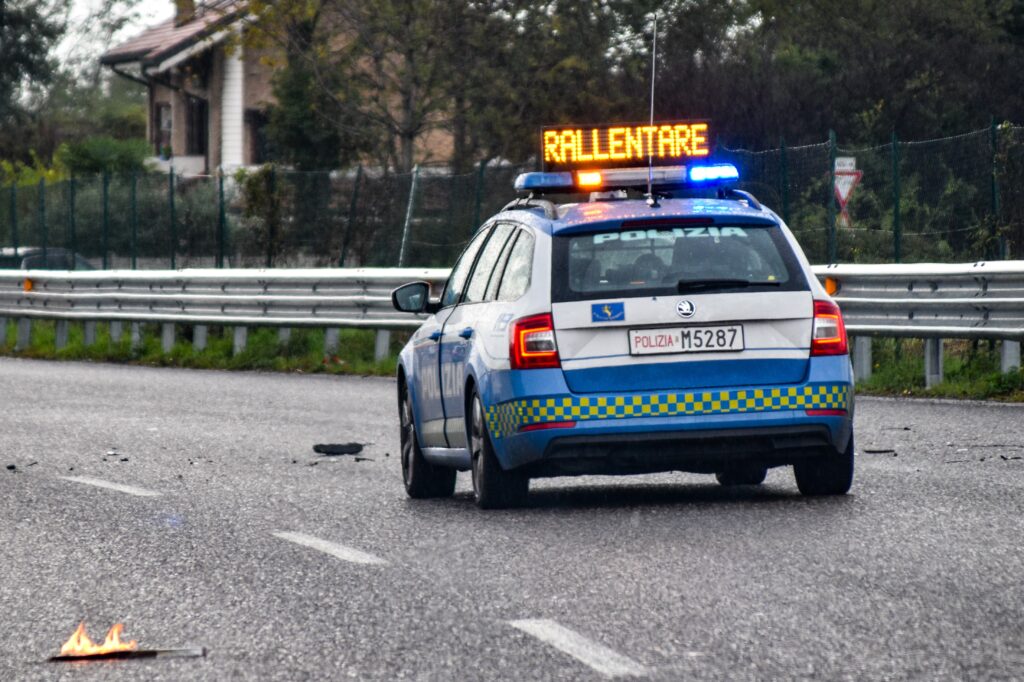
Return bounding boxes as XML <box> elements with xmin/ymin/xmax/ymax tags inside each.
<box><xmin>2</xmin><ymin>357</ymin><xmax>1024</xmax><ymax>680</ymax></box>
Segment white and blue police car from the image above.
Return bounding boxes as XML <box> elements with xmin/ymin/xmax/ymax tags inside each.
<box><xmin>392</xmin><ymin>122</ymin><xmax>853</xmax><ymax>508</ymax></box>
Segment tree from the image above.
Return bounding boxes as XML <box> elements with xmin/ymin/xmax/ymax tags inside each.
<box><xmin>0</xmin><ymin>0</ymin><xmax>63</xmax><ymax>161</ymax></box>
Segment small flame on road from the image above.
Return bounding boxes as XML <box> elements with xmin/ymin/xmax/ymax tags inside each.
<box><xmin>59</xmin><ymin>622</ymin><xmax>138</xmax><ymax>657</ymax></box>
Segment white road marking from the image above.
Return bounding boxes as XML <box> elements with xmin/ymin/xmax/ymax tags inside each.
<box><xmin>509</xmin><ymin>619</ymin><xmax>650</xmax><ymax>678</ymax></box>
<box><xmin>60</xmin><ymin>476</ymin><xmax>161</xmax><ymax>498</ymax></box>
<box><xmin>272</xmin><ymin>531</ymin><xmax>388</xmax><ymax>566</ymax></box>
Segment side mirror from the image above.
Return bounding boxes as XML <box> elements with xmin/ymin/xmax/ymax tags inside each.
<box><xmin>392</xmin><ymin>281</ymin><xmax>438</xmax><ymax>314</ymax></box>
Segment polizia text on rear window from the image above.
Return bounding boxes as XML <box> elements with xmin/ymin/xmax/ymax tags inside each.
<box><xmin>552</xmin><ymin>224</ymin><xmax>807</xmax><ymax>302</ymax></box>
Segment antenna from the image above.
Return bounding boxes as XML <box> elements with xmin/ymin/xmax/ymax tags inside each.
<box><xmin>646</xmin><ymin>13</ymin><xmax>659</xmax><ymax>208</ymax></box>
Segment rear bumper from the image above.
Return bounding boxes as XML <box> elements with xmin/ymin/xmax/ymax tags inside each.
<box><xmin>521</xmin><ymin>424</ymin><xmax>841</xmax><ymax>477</ymax></box>
<box><xmin>479</xmin><ymin>356</ymin><xmax>854</xmax><ymax>475</ymax></box>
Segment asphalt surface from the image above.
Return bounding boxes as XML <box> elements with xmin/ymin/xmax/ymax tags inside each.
<box><xmin>2</xmin><ymin>357</ymin><xmax>1024</xmax><ymax>681</ymax></box>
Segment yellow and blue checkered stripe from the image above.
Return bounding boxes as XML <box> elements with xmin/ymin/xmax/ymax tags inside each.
<box><xmin>484</xmin><ymin>383</ymin><xmax>849</xmax><ymax>439</ymax></box>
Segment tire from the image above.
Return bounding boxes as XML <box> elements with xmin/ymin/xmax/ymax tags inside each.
<box><xmin>716</xmin><ymin>466</ymin><xmax>767</xmax><ymax>486</ymax></box>
<box><xmin>399</xmin><ymin>381</ymin><xmax>456</xmax><ymax>499</ymax></box>
<box><xmin>794</xmin><ymin>438</ymin><xmax>854</xmax><ymax>496</ymax></box>
<box><xmin>469</xmin><ymin>392</ymin><xmax>528</xmax><ymax>509</ymax></box>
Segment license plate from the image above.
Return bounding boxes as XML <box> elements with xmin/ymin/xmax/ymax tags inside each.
<box><xmin>628</xmin><ymin>325</ymin><xmax>745</xmax><ymax>355</ymax></box>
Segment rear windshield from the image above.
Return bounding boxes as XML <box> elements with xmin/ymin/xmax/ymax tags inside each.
<box><xmin>552</xmin><ymin>224</ymin><xmax>807</xmax><ymax>302</ymax></box>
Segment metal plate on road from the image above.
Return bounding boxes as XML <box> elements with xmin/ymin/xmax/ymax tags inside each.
<box><xmin>628</xmin><ymin>324</ymin><xmax>744</xmax><ymax>355</ymax></box>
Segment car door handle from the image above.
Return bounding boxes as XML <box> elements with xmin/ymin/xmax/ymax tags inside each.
<box><xmin>428</xmin><ymin>330</ymin><xmax>443</xmax><ymax>342</ymax></box>
<box><xmin>459</xmin><ymin>327</ymin><xmax>474</xmax><ymax>339</ymax></box>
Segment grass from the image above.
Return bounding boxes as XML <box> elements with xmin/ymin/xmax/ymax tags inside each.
<box><xmin>0</xmin><ymin>319</ymin><xmax>401</xmax><ymax>377</ymax></box>
<box><xmin>857</xmin><ymin>338</ymin><xmax>1024</xmax><ymax>401</ymax></box>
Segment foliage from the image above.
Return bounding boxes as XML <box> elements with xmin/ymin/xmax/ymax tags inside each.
<box><xmin>56</xmin><ymin>136</ymin><xmax>151</xmax><ymax>175</ymax></box>
<box><xmin>859</xmin><ymin>338</ymin><xmax>1024</xmax><ymax>401</ymax></box>
<box><xmin>0</xmin><ymin>0</ymin><xmax>62</xmax><ymax>140</ymax></box>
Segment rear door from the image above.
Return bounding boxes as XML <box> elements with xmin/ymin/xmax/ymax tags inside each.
<box><xmin>551</xmin><ymin>223</ymin><xmax>813</xmax><ymax>393</ymax></box>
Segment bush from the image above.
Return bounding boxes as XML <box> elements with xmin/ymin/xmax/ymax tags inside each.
<box><xmin>57</xmin><ymin>136</ymin><xmax>152</xmax><ymax>175</ymax></box>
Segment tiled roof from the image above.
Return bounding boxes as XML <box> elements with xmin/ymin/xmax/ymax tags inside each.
<box><xmin>101</xmin><ymin>1</ymin><xmax>244</xmax><ymax>66</ymax></box>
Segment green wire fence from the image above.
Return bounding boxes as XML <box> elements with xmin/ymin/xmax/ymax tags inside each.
<box><xmin>1</xmin><ymin>125</ymin><xmax>1022</xmax><ymax>269</ymax></box>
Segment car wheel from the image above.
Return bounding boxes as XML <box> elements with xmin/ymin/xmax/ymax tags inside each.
<box><xmin>399</xmin><ymin>381</ymin><xmax>456</xmax><ymax>499</ymax></box>
<box><xmin>715</xmin><ymin>466</ymin><xmax>767</xmax><ymax>486</ymax></box>
<box><xmin>793</xmin><ymin>438</ymin><xmax>854</xmax><ymax>496</ymax></box>
<box><xmin>469</xmin><ymin>391</ymin><xmax>528</xmax><ymax>509</ymax></box>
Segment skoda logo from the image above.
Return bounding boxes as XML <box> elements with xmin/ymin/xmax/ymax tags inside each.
<box><xmin>676</xmin><ymin>300</ymin><xmax>696</xmax><ymax>318</ymax></box>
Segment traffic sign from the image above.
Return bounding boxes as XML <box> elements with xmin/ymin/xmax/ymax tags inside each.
<box><xmin>833</xmin><ymin>157</ymin><xmax>862</xmax><ymax>227</ymax></box>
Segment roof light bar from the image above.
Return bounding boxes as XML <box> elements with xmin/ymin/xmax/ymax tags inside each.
<box><xmin>514</xmin><ymin>172</ymin><xmax>573</xmax><ymax>192</ymax></box>
<box><xmin>513</xmin><ymin>163</ymin><xmax>740</xmax><ymax>194</ymax></box>
<box><xmin>688</xmin><ymin>164</ymin><xmax>740</xmax><ymax>183</ymax></box>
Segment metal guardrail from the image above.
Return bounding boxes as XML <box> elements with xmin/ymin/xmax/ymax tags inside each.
<box><xmin>812</xmin><ymin>262</ymin><xmax>1024</xmax><ymax>340</ymax></box>
<box><xmin>0</xmin><ymin>268</ymin><xmax>449</xmax><ymax>358</ymax></box>
<box><xmin>1</xmin><ymin>263</ymin><xmax>1022</xmax><ymax>381</ymax></box>
<box><xmin>812</xmin><ymin>262</ymin><xmax>1024</xmax><ymax>385</ymax></box>
<box><xmin>0</xmin><ymin>268</ymin><xmax>451</xmax><ymax>328</ymax></box>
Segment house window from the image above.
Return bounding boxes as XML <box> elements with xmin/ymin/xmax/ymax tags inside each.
<box><xmin>156</xmin><ymin>104</ymin><xmax>172</xmax><ymax>155</ymax></box>
<box><xmin>186</xmin><ymin>96</ymin><xmax>208</xmax><ymax>156</ymax></box>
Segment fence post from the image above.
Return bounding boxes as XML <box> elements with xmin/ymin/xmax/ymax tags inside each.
<box><xmin>1002</xmin><ymin>340</ymin><xmax>1021</xmax><ymax>374</ymax></box>
<box><xmin>16</xmin><ymin>318</ymin><xmax>31</xmax><ymax>351</ymax></box>
<box><xmin>68</xmin><ymin>177</ymin><xmax>77</xmax><ymax>268</ymax></box>
<box><xmin>266</xmin><ymin>166</ymin><xmax>276</xmax><ymax>268</ymax></box>
<box><xmin>891</xmin><ymin>131</ymin><xmax>901</xmax><ymax>263</ymax></box>
<box><xmin>397</xmin><ymin>164</ymin><xmax>420</xmax><ymax>267</ymax></box>
<box><xmin>778</xmin><ymin>138</ymin><xmax>790</xmax><ymax>224</ymax></box>
<box><xmin>339</xmin><ymin>165</ymin><xmax>362</xmax><ymax>267</ymax></box>
<box><xmin>232</xmin><ymin>326</ymin><xmax>247</xmax><ymax>354</ymax></box>
<box><xmin>168</xmin><ymin>168</ymin><xmax>177</xmax><ymax>269</ymax></box>
<box><xmin>84</xmin><ymin>321</ymin><xmax>97</xmax><ymax>346</ymax></box>
<box><xmin>130</xmin><ymin>171</ymin><xmax>138</xmax><ymax>270</ymax></box>
<box><xmin>990</xmin><ymin>117</ymin><xmax>1005</xmax><ymax>259</ymax></box>
<box><xmin>852</xmin><ymin>336</ymin><xmax>872</xmax><ymax>382</ymax></box>
<box><xmin>374</xmin><ymin>330</ymin><xmax>391</xmax><ymax>362</ymax></box>
<box><xmin>193</xmin><ymin>325</ymin><xmax>208</xmax><ymax>351</ymax></box>
<box><xmin>217</xmin><ymin>173</ymin><xmax>227</xmax><ymax>268</ymax></box>
<box><xmin>8</xmin><ymin>184</ymin><xmax>17</xmax><ymax>252</ymax></box>
<box><xmin>0</xmin><ymin>317</ymin><xmax>6</xmax><ymax>347</ymax></box>
<box><xmin>827</xmin><ymin>129</ymin><xmax>837</xmax><ymax>264</ymax></box>
<box><xmin>161</xmin><ymin>323</ymin><xmax>175</xmax><ymax>352</ymax></box>
<box><xmin>38</xmin><ymin>178</ymin><xmax>47</xmax><ymax>261</ymax></box>
<box><xmin>55</xmin><ymin>320</ymin><xmax>69</xmax><ymax>350</ymax></box>
<box><xmin>472</xmin><ymin>159</ymin><xmax>487</xmax><ymax>229</ymax></box>
<box><xmin>925</xmin><ymin>338</ymin><xmax>944</xmax><ymax>388</ymax></box>
<box><xmin>101</xmin><ymin>170</ymin><xmax>110</xmax><ymax>269</ymax></box>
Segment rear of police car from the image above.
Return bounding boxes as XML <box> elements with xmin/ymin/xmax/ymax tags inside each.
<box><xmin>495</xmin><ymin>125</ymin><xmax>853</xmax><ymax>495</ymax></box>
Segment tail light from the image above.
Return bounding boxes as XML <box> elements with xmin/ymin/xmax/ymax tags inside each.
<box><xmin>811</xmin><ymin>300</ymin><xmax>848</xmax><ymax>356</ymax></box>
<box><xmin>510</xmin><ymin>313</ymin><xmax>560</xmax><ymax>369</ymax></box>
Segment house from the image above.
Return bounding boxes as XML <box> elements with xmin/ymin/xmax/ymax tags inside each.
<box><xmin>100</xmin><ymin>0</ymin><xmax>273</xmax><ymax>175</ymax></box>
<box><xmin>102</xmin><ymin>0</ymin><xmax>455</xmax><ymax>175</ymax></box>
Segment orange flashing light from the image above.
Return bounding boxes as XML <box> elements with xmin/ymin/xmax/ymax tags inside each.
<box><xmin>576</xmin><ymin>171</ymin><xmax>603</xmax><ymax>188</ymax></box>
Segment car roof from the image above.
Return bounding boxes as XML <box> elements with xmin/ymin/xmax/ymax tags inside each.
<box><xmin>495</xmin><ymin>197</ymin><xmax>782</xmax><ymax>236</ymax></box>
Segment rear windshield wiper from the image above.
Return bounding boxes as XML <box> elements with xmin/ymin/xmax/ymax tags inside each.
<box><xmin>676</xmin><ymin>278</ymin><xmax>781</xmax><ymax>293</ymax></box>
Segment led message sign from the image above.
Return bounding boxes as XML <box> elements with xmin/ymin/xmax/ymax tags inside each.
<box><xmin>542</xmin><ymin>122</ymin><xmax>711</xmax><ymax>171</ymax></box>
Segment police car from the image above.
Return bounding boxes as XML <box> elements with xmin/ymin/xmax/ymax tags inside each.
<box><xmin>392</xmin><ymin>122</ymin><xmax>853</xmax><ymax>508</ymax></box>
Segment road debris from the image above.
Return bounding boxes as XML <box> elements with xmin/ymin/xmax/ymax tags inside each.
<box><xmin>6</xmin><ymin>464</ymin><xmax>16</xmax><ymax>471</ymax></box>
<box><xmin>50</xmin><ymin>622</ymin><xmax>206</xmax><ymax>663</ymax></box>
<box><xmin>863</xmin><ymin>448</ymin><xmax>897</xmax><ymax>455</ymax></box>
<box><xmin>354</xmin><ymin>457</ymin><xmax>375</xmax><ymax>463</ymax></box>
<box><xmin>313</xmin><ymin>443</ymin><xmax>364</xmax><ymax>456</ymax></box>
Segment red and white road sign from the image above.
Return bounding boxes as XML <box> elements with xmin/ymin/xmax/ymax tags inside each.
<box><xmin>833</xmin><ymin>167</ymin><xmax>862</xmax><ymax>227</ymax></box>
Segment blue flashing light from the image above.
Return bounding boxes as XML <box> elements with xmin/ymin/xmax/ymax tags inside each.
<box><xmin>514</xmin><ymin>172</ymin><xmax>574</xmax><ymax>192</ymax></box>
<box><xmin>687</xmin><ymin>163</ymin><xmax>740</xmax><ymax>183</ymax></box>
